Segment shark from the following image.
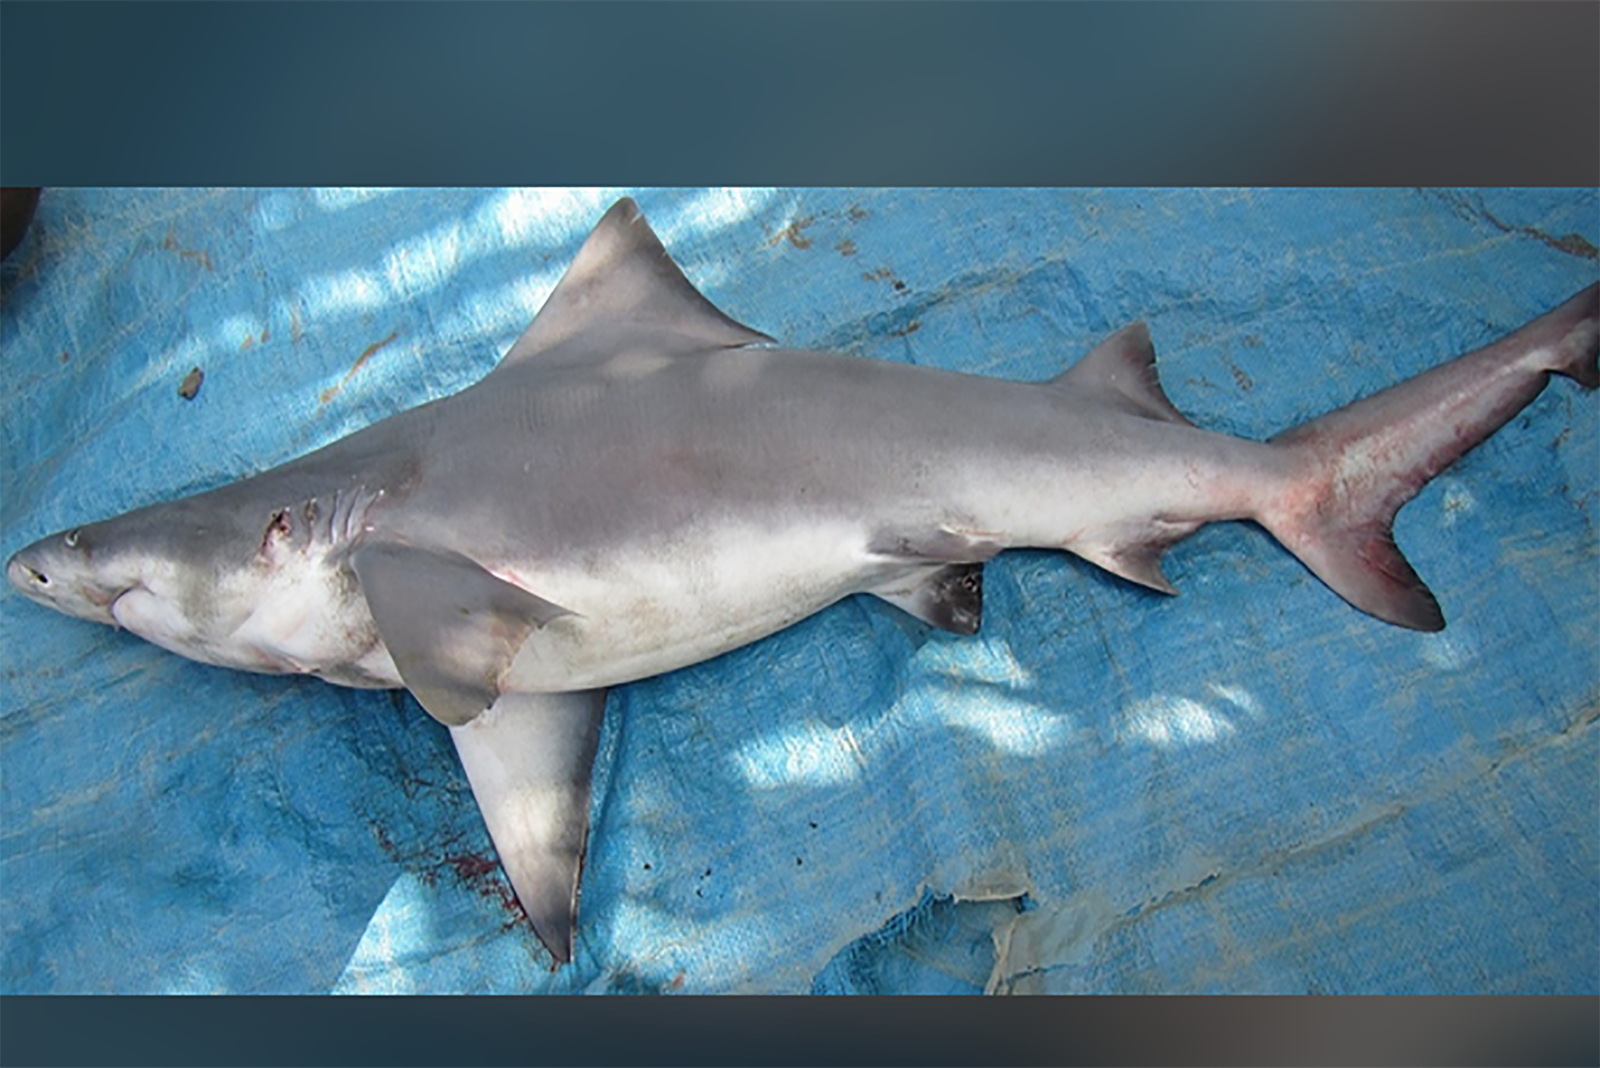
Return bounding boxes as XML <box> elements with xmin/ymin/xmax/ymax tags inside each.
<box><xmin>7</xmin><ymin>197</ymin><xmax>1598</xmax><ymax>965</ymax></box>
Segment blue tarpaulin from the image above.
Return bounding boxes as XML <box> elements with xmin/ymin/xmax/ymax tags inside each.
<box><xmin>1</xmin><ymin>188</ymin><xmax>1595</xmax><ymax>994</ymax></box>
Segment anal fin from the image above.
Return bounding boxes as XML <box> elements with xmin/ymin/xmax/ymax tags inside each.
<box><xmin>1072</xmin><ymin>520</ymin><xmax>1201</xmax><ymax>595</ymax></box>
<box><xmin>449</xmin><ymin>689</ymin><xmax>608</xmax><ymax>966</ymax></box>
<box><xmin>867</xmin><ymin>563</ymin><xmax>985</xmax><ymax>635</ymax></box>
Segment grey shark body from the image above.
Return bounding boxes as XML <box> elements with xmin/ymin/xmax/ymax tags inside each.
<box><xmin>9</xmin><ymin>198</ymin><xmax>1599</xmax><ymax>964</ymax></box>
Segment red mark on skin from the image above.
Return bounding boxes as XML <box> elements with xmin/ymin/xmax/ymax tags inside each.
<box><xmin>259</xmin><ymin>508</ymin><xmax>292</xmax><ymax>555</ymax></box>
<box><xmin>320</xmin><ymin>330</ymin><xmax>401</xmax><ymax>405</ymax></box>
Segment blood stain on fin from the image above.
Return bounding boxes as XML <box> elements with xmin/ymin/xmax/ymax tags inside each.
<box><xmin>1259</xmin><ymin>283</ymin><xmax>1600</xmax><ymax>630</ymax></box>
<box><xmin>866</xmin><ymin>563</ymin><xmax>985</xmax><ymax>635</ymax></box>
<box><xmin>1052</xmin><ymin>322</ymin><xmax>1193</xmax><ymax>427</ymax></box>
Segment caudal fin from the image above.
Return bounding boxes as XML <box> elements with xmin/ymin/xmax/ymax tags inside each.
<box><xmin>1259</xmin><ymin>283</ymin><xmax>1599</xmax><ymax>631</ymax></box>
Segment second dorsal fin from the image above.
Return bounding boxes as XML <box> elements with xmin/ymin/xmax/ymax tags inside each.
<box><xmin>1053</xmin><ymin>323</ymin><xmax>1192</xmax><ymax>427</ymax></box>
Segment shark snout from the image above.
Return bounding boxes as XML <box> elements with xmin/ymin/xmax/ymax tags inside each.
<box><xmin>6</xmin><ymin>544</ymin><xmax>121</xmax><ymax>625</ymax></box>
<box><xmin>6</xmin><ymin>550</ymin><xmax>50</xmax><ymax>598</ymax></box>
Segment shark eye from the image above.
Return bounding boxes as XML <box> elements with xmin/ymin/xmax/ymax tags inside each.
<box><xmin>63</xmin><ymin>529</ymin><xmax>81</xmax><ymax>549</ymax></box>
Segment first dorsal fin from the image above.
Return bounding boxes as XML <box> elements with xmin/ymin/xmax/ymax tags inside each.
<box><xmin>499</xmin><ymin>198</ymin><xmax>774</xmax><ymax>370</ymax></box>
<box><xmin>1053</xmin><ymin>323</ymin><xmax>1192</xmax><ymax>427</ymax></box>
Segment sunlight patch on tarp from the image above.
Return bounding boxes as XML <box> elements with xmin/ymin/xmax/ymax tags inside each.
<box><xmin>312</xmin><ymin>188</ymin><xmax>402</xmax><ymax>213</ymax></box>
<box><xmin>1439</xmin><ymin>480</ymin><xmax>1477</xmax><ymax>526</ymax></box>
<box><xmin>657</xmin><ymin>187</ymin><xmax>780</xmax><ymax>250</ymax></box>
<box><xmin>434</xmin><ymin>271</ymin><xmax>565</xmax><ymax>353</ymax></box>
<box><xmin>924</xmin><ymin>632</ymin><xmax>1034</xmax><ymax>688</ymax></box>
<box><xmin>892</xmin><ymin>635</ymin><xmax>1079</xmax><ymax>756</ymax></box>
<box><xmin>294</xmin><ymin>265</ymin><xmax>390</xmax><ymax>321</ymax></box>
<box><xmin>214</xmin><ymin>311</ymin><xmax>268</xmax><ymax>350</ymax></box>
<box><xmin>1419</xmin><ymin>629</ymin><xmax>1478</xmax><ymax>671</ymax></box>
<box><xmin>380</xmin><ymin>222</ymin><xmax>465</xmax><ymax>302</ymax></box>
<box><xmin>654</xmin><ymin>188</ymin><xmax>783</xmax><ymax>293</ymax></box>
<box><xmin>936</xmin><ymin>687</ymin><xmax>1079</xmax><ymax>757</ymax></box>
<box><xmin>158</xmin><ymin>959</ymin><xmax>224</xmax><ymax>995</ymax></box>
<box><xmin>731</xmin><ymin>717</ymin><xmax>866</xmax><ymax>789</ymax></box>
<box><xmin>1121</xmin><ymin>694</ymin><xmax>1237</xmax><ymax>747</ymax></box>
<box><xmin>330</xmin><ymin>872</ymin><xmax>434</xmax><ymax>994</ymax></box>
<box><xmin>253</xmin><ymin>190</ymin><xmax>304</xmax><ymax>234</ymax></box>
<box><xmin>1206</xmin><ymin>682</ymin><xmax>1266</xmax><ymax>721</ymax></box>
<box><xmin>484</xmin><ymin>188</ymin><xmax>624</xmax><ymax>249</ymax></box>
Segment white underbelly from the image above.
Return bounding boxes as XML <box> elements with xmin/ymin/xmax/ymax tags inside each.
<box><xmin>499</xmin><ymin>518</ymin><xmax>875</xmax><ymax>692</ymax></box>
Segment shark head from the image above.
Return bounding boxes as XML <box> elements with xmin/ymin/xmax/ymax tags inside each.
<box><xmin>8</xmin><ymin>497</ymin><xmax>263</xmax><ymax>639</ymax></box>
<box><xmin>7</xmin><ymin>485</ymin><xmax>387</xmax><ymax>679</ymax></box>
<box><xmin>9</xmin><ymin>518</ymin><xmax>149</xmax><ymax>627</ymax></box>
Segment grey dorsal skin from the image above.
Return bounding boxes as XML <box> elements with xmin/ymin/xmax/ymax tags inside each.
<box><xmin>8</xmin><ymin>197</ymin><xmax>1599</xmax><ymax>966</ymax></box>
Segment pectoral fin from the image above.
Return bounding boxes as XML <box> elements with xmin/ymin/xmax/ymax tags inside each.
<box><xmin>449</xmin><ymin>689</ymin><xmax>607</xmax><ymax>965</ymax></box>
<box><xmin>351</xmin><ymin>542</ymin><xmax>575</xmax><ymax>727</ymax></box>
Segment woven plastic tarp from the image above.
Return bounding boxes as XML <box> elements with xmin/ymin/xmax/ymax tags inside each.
<box><xmin>1</xmin><ymin>188</ymin><xmax>1595</xmax><ymax>994</ymax></box>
